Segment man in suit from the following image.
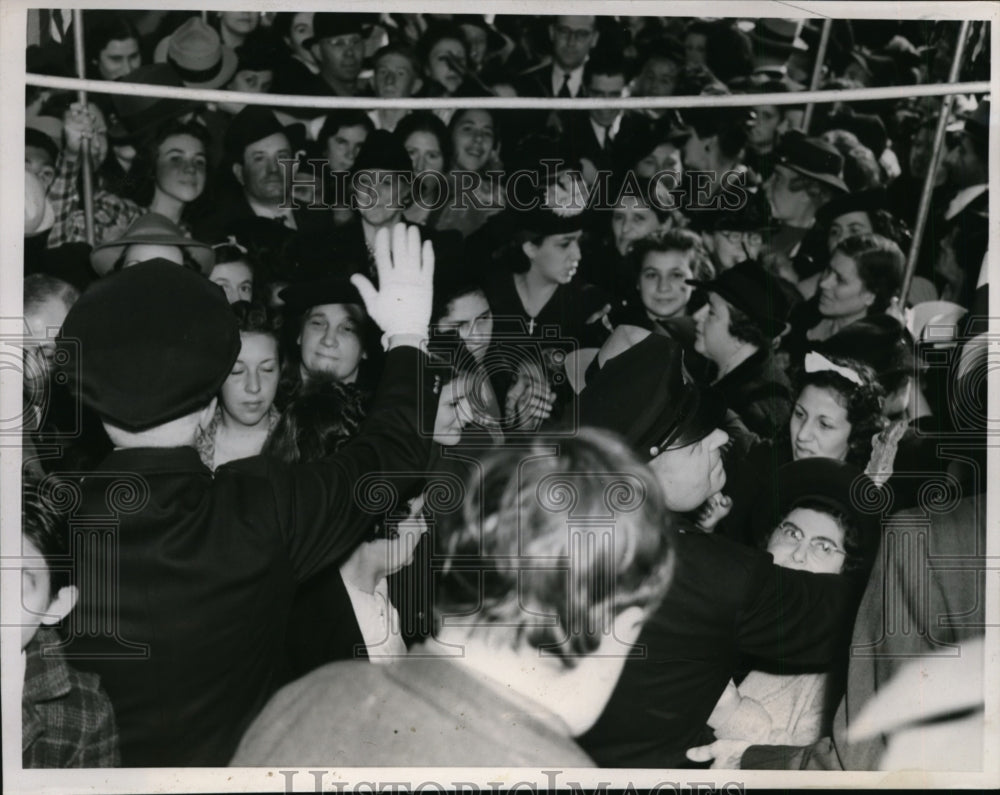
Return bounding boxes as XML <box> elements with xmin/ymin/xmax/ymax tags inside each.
<box><xmin>516</xmin><ymin>15</ymin><xmax>599</xmax><ymax>99</ymax></box>
<box><xmin>55</xmin><ymin>224</ymin><xmax>436</xmax><ymax>766</ymax></box>
<box><xmin>563</xmin><ymin>49</ymin><xmax>652</xmax><ymax>178</ymax></box>
<box><xmin>575</xmin><ymin>334</ymin><xmax>858</xmax><ymax>767</ymax></box>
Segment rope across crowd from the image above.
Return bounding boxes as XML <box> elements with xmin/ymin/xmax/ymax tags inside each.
<box><xmin>19</xmin><ymin>9</ymin><xmax>991</xmax><ymax>776</ymax></box>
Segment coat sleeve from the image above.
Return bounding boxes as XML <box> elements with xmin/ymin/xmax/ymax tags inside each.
<box><xmin>267</xmin><ymin>346</ymin><xmax>436</xmax><ymax>581</ymax></box>
<box><xmin>733</xmin><ymin>559</ymin><xmax>853</xmax><ymax>666</ymax></box>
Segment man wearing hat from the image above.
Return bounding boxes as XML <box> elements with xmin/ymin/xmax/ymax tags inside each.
<box><xmin>688</xmin><ymin>260</ymin><xmax>793</xmax><ymax>439</ymax></box>
<box><xmin>307</xmin><ymin>12</ymin><xmax>372</xmax><ymax>97</ymax></box>
<box><xmin>55</xmin><ymin>224</ymin><xmax>437</xmax><ymax>765</ymax></box>
<box><xmin>154</xmin><ymin>16</ymin><xmax>237</xmax><ymax>90</ymax></box>
<box><xmin>194</xmin><ymin>105</ymin><xmax>313</xmax><ymax>247</ymax></box>
<box><xmin>574</xmin><ymin>334</ymin><xmax>856</xmax><ymax>768</ymax></box>
<box><xmin>747</xmin><ymin>19</ymin><xmax>808</xmax><ymax>91</ymax></box>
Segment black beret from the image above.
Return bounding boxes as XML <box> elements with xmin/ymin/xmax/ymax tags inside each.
<box><xmin>579</xmin><ymin>334</ymin><xmax>727</xmax><ymax>461</ymax></box>
<box><xmin>56</xmin><ymin>259</ymin><xmax>240</xmax><ymax>432</ymax></box>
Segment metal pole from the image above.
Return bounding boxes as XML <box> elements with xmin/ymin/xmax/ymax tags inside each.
<box><xmin>802</xmin><ymin>19</ymin><xmax>833</xmax><ymax>132</ymax></box>
<box><xmin>899</xmin><ymin>20</ymin><xmax>972</xmax><ymax>305</ymax></box>
<box><xmin>72</xmin><ymin>10</ymin><xmax>96</xmax><ymax>247</ymax></box>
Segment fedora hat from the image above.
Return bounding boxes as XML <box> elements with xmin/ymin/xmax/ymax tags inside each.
<box><xmin>154</xmin><ymin>16</ymin><xmax>237</xmax><ymax>89</ymax></box>
<box><xmin>775</xmin><ymin>130</ymin><xmax>849</xmax><ymax>193</ymax></box>
<box><xmin>90</xmin><ymin>213</ymin><xmax>214</xmax><ymax>277</ymax></box>
<box><xmin>304</xmin><ymin>12</ymin><xmax>373</xmax><ymax>49</ymax></box>
<box><xmin>748</xmin><ymin>19</ymin><xmax>808</xmax><ymax>52</ymax></box>
<box><xmin>107</xmin><ymin>64</ymin><xmax>198</xmax><ymax>143</ymax></box>
<box><xmin>56</xmin><ymin>259</ymin><xmax>240</xmax><ymax>432</ymax></box>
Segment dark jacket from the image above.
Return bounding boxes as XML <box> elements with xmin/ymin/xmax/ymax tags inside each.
<box><xmin>578</xmin><ymin>531</ymin><xmax>852</xmax><ymax>768</ymax></box>
<box><xmin>713</xmin><ymin>347</ymin><xmax>793</xmax><ymax>440</ymax></box>
<box><xmin>23</xmin><ymin>628</ymin><xmax>119</xmax><ymax>768</ymax></box>
<box><xmin>65</xmin><ymin>347</ymin><xmax>432</xmax><ymax>766</ymax></box>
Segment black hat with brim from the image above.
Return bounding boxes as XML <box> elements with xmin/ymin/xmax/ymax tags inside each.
<box><xmin>278</xmin><ymin>277</ymin><xmax>365</xmax><ymax>314</ymax></box>
<box><xmin>579</xmin><ymin>334</ymin><xmax>727</xmax><ymax>461</ymax></box>
<box><xmin>225</xmin><ymin>105</ymin><xmax>290</xmax><ymax>165</ymax></box>
<box><xmin>56</xmin><ymin>259</ymin><xmax>240</xmax><ymax>432</ymax></box>
<box><xmin>304</xmin><ymin>12</ymin><xmax>373</xmax><ymax>49</ymax></box>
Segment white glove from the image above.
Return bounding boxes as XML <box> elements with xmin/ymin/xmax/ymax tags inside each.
<box><xmin>350</xmin><ymin>223</ymin><xmax>434</xmax><ymax>342</ymax></box>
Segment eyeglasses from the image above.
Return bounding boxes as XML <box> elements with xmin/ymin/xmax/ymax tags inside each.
<box><xmin>773</xmin><ymin>522</ymin><xmax>846</xmax><ymax>564</ymax></box>
<box><xmin>552</xmin><ymin>25</ymin><xmax>594</xmax><ymax>43</ymax></box>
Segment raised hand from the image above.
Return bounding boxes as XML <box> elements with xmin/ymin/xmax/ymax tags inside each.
<box><xmin>350</xmin><ymin>223</ymin><xmax>434</xmax><ymax>346</ymax></box>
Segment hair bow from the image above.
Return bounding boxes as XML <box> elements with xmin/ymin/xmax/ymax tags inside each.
<box><xmin>804</xmin><ymin>351</ymin><xmax>864</xmax><ymax>386</ymax></box>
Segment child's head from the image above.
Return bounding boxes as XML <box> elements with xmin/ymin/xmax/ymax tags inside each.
<box><xmin>21</xmin><ymin>482</ymin><xmax>78</xmax><ymax>649</ymax></box>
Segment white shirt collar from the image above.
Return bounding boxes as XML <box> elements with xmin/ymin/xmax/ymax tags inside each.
<box><xmin>590</xmin><ymin>113</ymin><xmax>623</xmax><ymax>145</ymax></box>
<box><xmin>552</xmin><ymin>64</ymin><xmax>585</xmax><ymax>97</ymax></box>
<box><xmin>339</xmin><ymin>572</ymin><xmax>408</xmax><ymax>664</ymax></box>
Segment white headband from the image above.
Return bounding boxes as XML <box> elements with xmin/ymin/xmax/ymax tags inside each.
<box><xmin>804</xmin><ymin>351</ymin><xmax>864</xmax><ymax>387</ymax></box>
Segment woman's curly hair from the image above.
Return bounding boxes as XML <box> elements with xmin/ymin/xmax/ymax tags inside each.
<box><xmin>791</xmin><ymin>352</ymin><xmax>887</xmax><ymax>467</ymax></box>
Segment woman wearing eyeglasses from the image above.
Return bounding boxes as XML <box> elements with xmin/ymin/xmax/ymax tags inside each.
<box><xmin>706</xmin><ymin>457</ymin><xmax>878</xmax><ymax>747</ymax></box>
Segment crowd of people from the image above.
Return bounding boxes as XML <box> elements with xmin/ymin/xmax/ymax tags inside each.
<box><xmin>19</xmin><ymin>10</ymin><xmax>990</xmax><ymax>773</ymax></box>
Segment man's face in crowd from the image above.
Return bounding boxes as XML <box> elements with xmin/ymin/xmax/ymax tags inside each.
<box><xmin>96</xmin><ymin>37</ymin><xmax>141</xmax><ymax>81</ymax></box>
<box><xmin>588</xmin><ymin>72</ymin><xmax>625</xmax><ymax>128</ymax></box>
<box><xmin>764</xmin><ymin>164</ymin><xmax>811</xmax><ymax>222</ymax></box>
<box><xmin>549</xmin><ymin>16</ymin><xmax>598</xmax><ymax>71</ymax></box>
<box><xmin>235</xmin><ymin>132</ymin><xmax>293</xmax><ymax>204</ymax></box>
<box><xmin>324</xmin><ymin>124</ymin><xmax>369</xmax><ymax>172</ymax></box>
<box><xmin>943</xmin><ymin>134</ymin><xmax>987</xmax><ymax>189</ymax></box>
<box><xmin>648</xmin><ymin>427</ymin><xmax>729</xmax><ymax>512</ymax></box>
<box><xmin>314</xmin><ymin>33</ymin><xmax>363</xmax><ymax>85</ymax></box>
<box><xmin>374</xmin><ymin>53</ymin><xmax>421</xmax><ymax>99</ymax></box>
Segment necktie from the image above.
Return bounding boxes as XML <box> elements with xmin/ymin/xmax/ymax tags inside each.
<box><xmin>602</xmin><ymin>125</ymin><xmax>613</xmax><ymax>151</ymax></box>
<box><xmin>558</xmin><ymin>72</ymin><xmax>572</xmax><ymax>98</ymax></box>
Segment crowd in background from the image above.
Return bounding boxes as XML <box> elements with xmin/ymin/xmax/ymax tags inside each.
<box><xmin>19</xmin><ymin>9</ymin><xmax>990</xmax><ymax>774</ymax></box>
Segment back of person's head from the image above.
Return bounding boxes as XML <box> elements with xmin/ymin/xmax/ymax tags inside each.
<box><xmin>262</xmin><ymin>379</ymin><xmax>366</xmax><ymax>464</ymax></box>
<box><xmin>436</xmin><ymin>429</ymin><xmax>676</xmax><ymax>666</ymax></box>
<box><xmin>24</xmin><ymin>273</ymin><xmax>79</xmax><ymax>316</ymax></box>
<box><xmin>22</xmin><ymin>478</ymin><xmax>73</xmax><ymax>598</ymax></box>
